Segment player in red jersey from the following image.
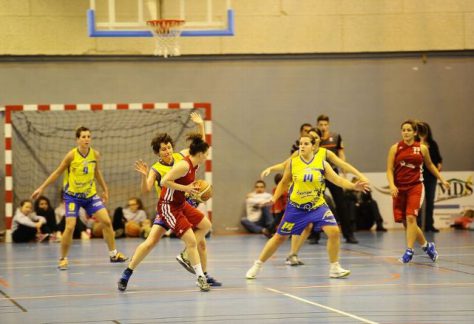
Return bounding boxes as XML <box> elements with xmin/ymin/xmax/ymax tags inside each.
<box><xmin>118</xmin><ymin>134</ymin><xmax>212</xmax><ymax>292</ymax></box>
<box><xmin>387</xmin><ymin>120</ymin><xmax>449</xmax><ymax>263</ymax></box>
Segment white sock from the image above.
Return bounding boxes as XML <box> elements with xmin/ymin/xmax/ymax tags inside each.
<box><xmin>421</xmin><ymin>241</ymin><xmax>428</xmax><ymax>249</ymax></box>
<box><xmin>256</xmin><ymin>260</ymin><xmax>263</xmax><ymax>265</ymax></box>
<box><xmin>109</xmin><ymin>249</ymin><xmax>118</xmax><ymax>257</ymax></box>
<box><xmin>193</xmin><ymin>263</ymin><xmax>205</xmax><ymax>278</ymax></box>
<box><xmin>330</xmin><ymin>262</ymin><xmax>339</xmax><ymax>269</ymax></box>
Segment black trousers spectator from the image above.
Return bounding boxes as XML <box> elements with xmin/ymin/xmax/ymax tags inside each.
<box><xmin>326</xmin><ymin>180</ymin><xmax>356</xmax><ymax>240</ymax></box>
<box><xmin>12</xmin><ymin>224</ymin><xmax>50</xmax><ymax>243</ymax></box>
<box><xmin>419</xmin><ymin>176</ymin><xmax>437</xmax><ymax>231</ymax></box>
<box><xmin>113</xmin><ymin>207</ymin><xmax>125</xmax><ymax>231</ymax></box>
<box><xmin>58</xmin><ymin>217</ymin><xmax>87</xmax><ymax>239</ymax></box>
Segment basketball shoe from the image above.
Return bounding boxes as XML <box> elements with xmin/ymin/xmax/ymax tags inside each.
<box><xmin>58</xmin><ymin>257</ymin><xmax>68</xmax><ymax>270</ymax></box>
<box><xmin>176</xmin><ymin>250</ymin><xmax>195</xmax><ymax>274</ymax></box>
<box><xmin>246</xmin><ymin>260</ymin><xmax>263</xmax><ymax>279</ymax></box>
<box><xmin>110</xmin><ymin>252</ymin><xmax>128</xmax><ymax>263</ymax></box>
<box><xmin>285</xmin><ymin>254</ymin><xmax>304</xmax><ymax>266</ymax></box>
<box><xmin>205</xmin><ymin>273</ymin><xmax>222</xmax><ymax>287</ymax></box>
<box><xmin>399</xmin><ymin>248</ymin><xmax>414</xmax><ymax>263</ymax></box>
<box><xmin>197</xmin><ymin>276</ymin><xmax>210</xmax><ymax>292</ymax></box>
<box><xmin>329</xmin><ymin>262</ymin><xmax>351</xmax><ymax>278</ymax></box>
<box><xmin>118</xmin><ymin>268</ymin><xmax>133</xmax><ymax>291</ymax></box>
<box><xmin>422</xmin><ymin>242</ymin><xmax>439</xmax><ymax>262</ymax></box>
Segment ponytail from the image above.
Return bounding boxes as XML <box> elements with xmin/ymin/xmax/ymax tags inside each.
<box><xmin>187</xmin><ymin>133</ymin><xmax>209</xmax><ymax>156</ymax></box>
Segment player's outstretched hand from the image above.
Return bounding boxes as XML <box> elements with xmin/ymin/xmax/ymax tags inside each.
<box><xmin>135</xmin><ymin>160</ymin><xmax>149</xmax><ymax>176</ymax></box>
<box><xmin>354</xmin><ymin>180</ymin><xmax>370</xmax><ymax>193</ymax></box>
<box><xmin>260</xmin><ymin>168</ymin><xmax>271</xmax><ymax>179</ymax></box>
<box><xmin>31</xmin><ymin>188</ymin><xmax>43</xmax><ymax>200</ymax></box>
<box><xmin>190</xmin><ymin>112</ymin><xmax>203</xmax><ymax>125</ymax></box>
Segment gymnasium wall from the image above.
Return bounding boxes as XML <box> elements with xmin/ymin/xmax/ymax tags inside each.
<box><xmin>1</xmin><ymin>55</ymin><xmax>473</xmax><ymax>232</ymax></box>
<box><xmin>0</xmin><ymin>0</ymin><xmax>473</xmax><ymax>55</ymax></box>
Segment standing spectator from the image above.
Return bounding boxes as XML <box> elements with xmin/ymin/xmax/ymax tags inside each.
<box><xmin>290</xmin><ymin>123</ymin><xmax>313</xmax><ymax>154</ymax></box>
<box><xmin>34</xmin><ymin>196</ymin><xmax>60</xmax><ymax>242</ymax></box>
<box><xmin>12</xmin><ymin>199</ymin><xmax>50</xmax><ymax>243</ymax></box>
<box><xmin>241</xmin><ymin>180</ymin><xmax>273</xmax><ymax>237</ymax></box>
<box><xmin>317</xmin><ymin>114</ymin><xmax>358</xmax><ymax>244</ymax></box>
<box><xmin>418</xmin><ymin>122</ymin><xmax>443</xmax><ymax>232</ymax></box>
<box><xmin>113</xmin><ymin>197</ymin><xmax>151</xmax><ymax>238</ymax></box>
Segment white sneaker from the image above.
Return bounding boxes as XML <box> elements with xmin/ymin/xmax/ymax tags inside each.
<box><xmin>246</xmin><ymin>261</ymin><xmax>263</xmax><ymax>279</ymax></box>
<box><xmin>329</xmin><ymin>262</ymin><xmax>351</xmax><ymax>278</ymax></box>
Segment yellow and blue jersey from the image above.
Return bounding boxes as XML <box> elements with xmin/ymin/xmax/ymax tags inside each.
<box><xmin>288</xmin><ymin>149</ymin><xmax>327</xmax><ymax>209</ymax></box>
<box><xmin>63</xmin><ymin>147</ymin><xmax>97</xmax><ymax>198</ymax></box>
<box><xmin>150</xmin><ymin>152</ymin><xmax>184</xmax><ymax>198</ymax></box>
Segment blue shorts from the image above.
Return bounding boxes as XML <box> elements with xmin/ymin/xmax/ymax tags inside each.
<box><xmin>64</xmin><ymin>193</ymin><xmax>105</xmax><ymax>218</ymax></box>
<box><xmin>276</xmin><ymin>203</ymin><xmax>337</xmax><ymax>235</ymax></box>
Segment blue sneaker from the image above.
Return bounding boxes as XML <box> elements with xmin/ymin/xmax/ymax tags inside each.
<box><xmin>118</xmin><ymin>268</ymin><xmax>133</xmax><ymax>291</ymax></box>
<box><xmin>399</xmin><ymin>248</ymin><xmax>414</xmax><ymax>263</ymax></box>
<box><xmin>422</xmin><ymin>242</ymin><xmax>439</xmax><ymax>262</ymax></box>
<box><xmin>206</xmin><ymin>274</ymin><xmax>222</xmax><ymax>287</ymax></box>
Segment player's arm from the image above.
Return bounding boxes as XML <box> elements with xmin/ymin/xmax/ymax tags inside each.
<box><xmin>161</xmin><ymin>161</ymin><xmax>198</xmax><ymax>195</ymax></box>
<box><xmin>135</xmin><ymin>160</ymin><xmax>156</xmax><ymax>193</ymax></box>
<box><xmin>421</xmin><ymin>145</ymin><xmax>449</xmax><ymax>189</ymax></box>
<box><xmin>326</xmin><ymin>150</ymin><xmax>368</xmax><ymax>182</ymax></box>
<box><xmin>31</xmin><ymin>151</ymin><xmax>74</xmax><ymax>200</ymax></box>
<box><xmin>271</xmin><ymin>160</ymin><xmax>292</xmax><ymax>203</ymax></box>
<box><xmin>386</xmin><ymin>144</ymin><xmax>398</xmax><ymax>197</ymax></box>
<box><xmin>260</xmin><ymin>151</ymin><xmax>296</xmax><ymax>178</ymax></box>
<box><xmin>191</xmin><ymin>111</ymin><xmax>206</xmax><ymax>141</ymax></box>
<box><xmin>324</xmin><ymin>161</ymin><xmax>369</xmax><ymax>192</ymax></box>
<box><xmin>93</xmin><ymin>150</ymin><xmax>109</xmax><ymax>203</ymax></box>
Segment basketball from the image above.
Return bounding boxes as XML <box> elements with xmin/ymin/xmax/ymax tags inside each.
<box><xmin>125</xmin><ymin>221</ymin><xmax>141</xmax><ymax>237</ymax></box>
<box><xmin>193</xmin><ymin>179</ymin><xmax>213</xmax><ymax>202</ymax></box>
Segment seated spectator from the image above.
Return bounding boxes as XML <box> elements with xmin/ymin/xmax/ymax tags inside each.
<box><xmin>12</xmin><ymin>199</ymin><xmax>51</xmax><ymax>243</ymax></box>
<box><xmin>34</xmin><ymin>195</ymin><xmax>60</xmax><ymax>242</ymax></box>
<box><xmin>113</xmin><ymin>197</ymin><xmax>151</xmax><ymax>238</ymax></box>
<box><xmin>451</xmin><ymin>209</ymin><xmax>474</xmax><ymax>230</ymax></box>
<box><xmin>270</xmin><ymin>173</ymin><xmax>287</xmax><ymax>233</ymax></box>
<box><xmin>55</xmin><ymin>192</ymin><xmax>90</xmax><ymax>240</ymax></box>
<box><xmin>241</xmin><ymin>180</ymin><xmax>273</xmax><ymax>237</ymax></box>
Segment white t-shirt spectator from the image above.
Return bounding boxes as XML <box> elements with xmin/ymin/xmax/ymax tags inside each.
<box><xmin>246</xmin><ymin>192</ymin><xmax>272</xmax><ymax>222</ymax></box>
<box><xmin>123</xmin><ymin>208</ymin><xmax>147</xmax><ymax>224</ymax></box>
<box><xmin>12</xmin><ymin>208</ymin><xmax>46</xmax><ymax>233</ymax></box>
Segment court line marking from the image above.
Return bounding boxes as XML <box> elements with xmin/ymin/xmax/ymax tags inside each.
<box><xmin>0</xmin><ymin>289</ymin><xmax>27</xmax><ymax>312</ymax></box>
<box><xmin>266</xmin><ymin>287</ymin><xmax>379</xmax><ymax>324</ymax></box>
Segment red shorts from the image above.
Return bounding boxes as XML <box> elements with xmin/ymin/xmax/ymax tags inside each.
<box><xmin>392</xmin><ymin>183</ymin><xmax>425</xmax><ymax>223</ymax></box>
<box><xmin>156</xmin><ymin>202</ymin><xmax>205</xmax><ymax>238</ymax></box>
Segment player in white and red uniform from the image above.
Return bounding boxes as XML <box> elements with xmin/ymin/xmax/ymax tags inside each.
<box><xmin>387</xmin><ymin>120</ymin><xmax>449</xmax><ymax>264</ymax></box>
<box><xmin>158</xmin><ymin>155</ymin><xmax>204</xmax><ymax>237</ymax></box>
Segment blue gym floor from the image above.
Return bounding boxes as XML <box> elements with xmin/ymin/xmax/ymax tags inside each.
<box><xmin>1</xmin><ymin>230</ymin><xmax>473</xmax><ymax>323</ymax></box>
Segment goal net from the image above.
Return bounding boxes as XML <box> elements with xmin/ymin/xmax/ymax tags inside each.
<box><xmin>8</xmin><ymin>105</ymin><xmax>210</xmax><ymax>222</ymax></box>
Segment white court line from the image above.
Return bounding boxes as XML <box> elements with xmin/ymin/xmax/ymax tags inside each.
<box><xmin>266</xmin><ymin>287</ymin><xmax>379</xmax><ymax>324</ymax></box>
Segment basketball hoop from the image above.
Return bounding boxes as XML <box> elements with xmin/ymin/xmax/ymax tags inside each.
<box><xmin>146</xmin><ymin>19</ymin><xmax>185</xmax><ymax>58</ymax></box>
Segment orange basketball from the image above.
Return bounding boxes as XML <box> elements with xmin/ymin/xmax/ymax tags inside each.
<box><xmin>125</xmin><ymin>221</ymin><xmax>141</xmax><ymax>237</ymax></box>
<box><xmin>193</xmin><ymin>179</ymin><xmax>213</xmax><ymax>202</ymax></box>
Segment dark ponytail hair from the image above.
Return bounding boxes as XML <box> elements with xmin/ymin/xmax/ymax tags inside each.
<box><xmin>187</xmin><ymin>133</ymin><xmax>209</xmax><ymax>156</ymax></box>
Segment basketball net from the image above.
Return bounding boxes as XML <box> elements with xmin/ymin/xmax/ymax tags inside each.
<box><xmin>146</xmin><ymin>20</ymin><xmax>185</xmax><ymax>58</ymax></box>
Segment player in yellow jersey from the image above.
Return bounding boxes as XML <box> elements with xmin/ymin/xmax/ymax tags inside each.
<box><xmin>32</xmin><ymin>126</ymin><xmax>128</xmax><ymax>270</ymax></box>
<box><xmin>261</xmin><ymin>128</ymin><xmax>369</xmax><ymax>265</ymax></box>
<box><xmin>118</xmin><ymin>112</ymin><xmax>221</xmax><ymax>291</ymax></box>
<box><xmin>246</xmin><ymin>133</ymin><xmax>369</xmax><ymax>279</ymax></box>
